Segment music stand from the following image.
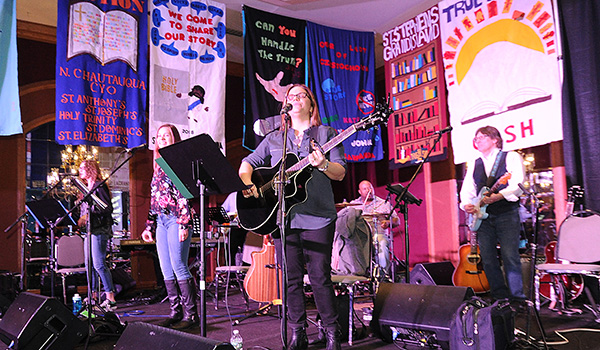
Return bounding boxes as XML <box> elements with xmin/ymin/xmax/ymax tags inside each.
<box><xmin>158</xmin><ymin>133</ymin><xmax>247</xmax><ymax>337</ymax></box>
<box><xmin>25</xmin><ymin>199</ymin><xmax>77</xmax><ymax>298</ymax></box>
<box><xmin>207</xmin><ymin>207</ymin><xmax>230</xmax><ymax>225</ymax></box>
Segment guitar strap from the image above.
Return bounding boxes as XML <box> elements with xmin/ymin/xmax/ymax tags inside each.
<box><xmin>486</xmin><ymin>151</ymin><xmax>504</xmax><ymax>187</ymax></box>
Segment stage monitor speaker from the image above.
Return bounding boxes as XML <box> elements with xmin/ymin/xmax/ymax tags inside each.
<box><xmin>114</xmin><ymin>322</ymin><xmax>235</xmax><ymax>350</ymax></box>
<box><xmin>410</xmin><ymin>261</ymin><xmax>454</xmax><ymax>286</ymax></box>
<box><xmin>371</xmin><ymin>283</ymin><xmax>474</xmax><ymax>348</ymax></box>
<box><xmin>0</xmin><ymin>292</ymin><xmax>87</xmax><ymax>350</ymax></box>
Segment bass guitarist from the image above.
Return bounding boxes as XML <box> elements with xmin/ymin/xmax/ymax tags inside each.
<box><xmin>239</xmin><ymin>84</ymin><xmax>346</xmax><ymax>350</ymax></box>
<box><xmin>459</xmin><ymin>126</ymin><xmax>527</xmax><ymax>307</ymax></box>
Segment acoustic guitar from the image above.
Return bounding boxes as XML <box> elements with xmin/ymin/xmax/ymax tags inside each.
<box><xmin>452</xmin><ymin>226</ymin><xmax>490</xmax><ymax>293</ymax></box>
<box><xmin>236</xmin><ymin>102</ymin><xmax>391</xmax><ymax>235</ymax></box>
<box><xmin>243</xmin><ymin>235</ymin><xmax>281</xmax><ymax>303</ymax></box>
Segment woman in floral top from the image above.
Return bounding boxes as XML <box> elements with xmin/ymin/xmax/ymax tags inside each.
<box><xmin>141</xmin><ymin>124</ymin><xmax>197</xmax><ymax>329</ymax></box>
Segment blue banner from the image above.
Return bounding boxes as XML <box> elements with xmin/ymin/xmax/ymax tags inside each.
<box><xmin>307</xmin><ymin>22</ymin><xmax>381</xmax><ymax>162</ymax></box>
<box><xmin>55</xmin><ymin>0</ymin><xmax>148</xmax><ymax>148</ymax></box>
<box><xmin>0</xmin><ymin>0</ymin><xmax>22</xmax><ymax>136</ymax></box>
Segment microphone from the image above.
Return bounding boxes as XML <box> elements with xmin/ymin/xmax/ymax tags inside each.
<box><xmin>280</xmin><ymin>103</ymin><xmax>293</xmax><ymax>114</ymax></box>
<box><xmin>518</xmin><ymin>183</ymin><xmax>534</xmax><ymax>196</ymax></box>
<box><xmin>434</xmin><ymin>126</ymin><xmax>453</xmax><ymax>135</ymax></box>
<box><xmin>125</xmin><ymin>144</ymin><xmax>147</xmax><ymax>153</ymax></box>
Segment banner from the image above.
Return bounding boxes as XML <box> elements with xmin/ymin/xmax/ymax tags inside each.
<box><xmin>382</xmin><ymin>6</ymin><xmax>449</xmax><ymax>168</ymax></box>
<box><xmin>439</xmin><ymin>0</ymin><xmax>562</xmax><ymax>164</ymax></box>
<box><xmin>55</xmin><ymin>0</ymin><xmax>147</xmax><ymax>148</ymax></box>
<box><xmin>243</xmin><ymin>6</ymin><xmax>306</xmax><ymax>150</ymax></box>
<box><xmin>149</xmin><ymin>0</ymin><xmax>226</xmax><ymax>150</ymax></box>
<box><xmin>0</xmin><ymin>0</ymin><xmax>21</xmax><ymax>136</ymax></box>
<box><xmin>307</xmin><ymin>22</ymin><xmax>380</xmax><ymax>162</ymax></box>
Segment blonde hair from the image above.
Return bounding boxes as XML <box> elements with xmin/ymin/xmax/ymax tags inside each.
<box><xmin>79</xmin><ymin>160</ymin><xmax>102</xmax><ymax>182</ymax></box>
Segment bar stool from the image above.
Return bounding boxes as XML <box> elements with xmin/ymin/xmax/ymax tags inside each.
<box><xmin>213</xmin><ymin>265</ymin><xmax>249</xmax><ymax>310</ymax></box>
<box><xmin>304</xmin><ymin>274</ymin><xmax>370</xmax><ymax>346</ymax></box>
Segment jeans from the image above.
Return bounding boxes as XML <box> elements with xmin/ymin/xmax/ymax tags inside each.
<box><xmin>84</xmin><ymin>233</ymin><xmax>115</xmax><ymax>293</ymax></box>
<box><xmin>275</xmin><ymin>222</ymin><xmax>339</xmax><ymax>331</ymax></box>
<box><xmin>155</xmin><ymin>214</ymin><xmax>192</xmax><ymax>281</ymax></box>
<box><xmin>477</xmin><ymin>207</ymin><xmax>526</xmax><ymax>300</ymax></box>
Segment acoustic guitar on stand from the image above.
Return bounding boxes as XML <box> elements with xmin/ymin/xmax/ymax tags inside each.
<box><xmin>453</xmin><ymin>172</ymin><xmax>511</xmax><ymax>293</ymax></box>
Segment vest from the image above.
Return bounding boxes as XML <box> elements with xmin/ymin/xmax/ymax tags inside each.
<box><xmin>473</xmin><ymin>151</ymin><xmax>518</xmax><ymax>215</ymax></box>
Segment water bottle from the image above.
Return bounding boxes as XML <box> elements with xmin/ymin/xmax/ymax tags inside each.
<box><xmin>72</xmin><ymin>293</ymin><xmax>82</xmax><ymax>315</ymax></box>
<box><xmin>230</xmin><ymin>329</ymin><xmax>243</xmax><ymax>350</ymax></box>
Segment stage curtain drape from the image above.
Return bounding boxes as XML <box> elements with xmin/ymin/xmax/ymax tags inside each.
<box><xmin>558</xmin><ymin>0</ymin><xmax>600</xmax><ymax>211</ymax></box>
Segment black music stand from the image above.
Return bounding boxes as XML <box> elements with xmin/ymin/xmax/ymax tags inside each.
<box><xmin>207</xmin><ymin>206</ymin><xmax>230</xmax><ymax>225</ymax></box>
<box><xmin>25</xmin><ymin>199</ymin><xmax>77</xmax><ymax>298</ymax></box>
<box><xmin>158</xmin><ymin>133</ymin><xmax>247</xmax><ymax>337</ymax></box>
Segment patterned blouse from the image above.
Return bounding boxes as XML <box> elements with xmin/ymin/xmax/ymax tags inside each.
<box><xmin>145</xmin><ymin>166</ymin><xmax>191</xmax><ymax>231</ymax></box>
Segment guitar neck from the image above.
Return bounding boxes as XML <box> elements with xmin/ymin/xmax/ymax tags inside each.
<box><xmin>286</xmin><ymin>125</ymin><xmax>358</xmax><ymax>174</ymax></box>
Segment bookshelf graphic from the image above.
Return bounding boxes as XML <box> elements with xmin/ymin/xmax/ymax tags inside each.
<box><xmin>386</xmin><ymin>40</ymin><xmax>448</xmax><ymax>167</ymax></box>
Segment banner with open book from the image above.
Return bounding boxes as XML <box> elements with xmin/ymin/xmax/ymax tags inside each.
<box><xmin>55</xmin><ymin>0</ymin><xmax>148</xmax><ymax>148</ymax></box>
<box><xmin>149</xmin><ymin>0</ymin><xmax>227</xmax><ymax>151</ymax></box>
<box><xmin>439</xmin><ymin>0</ymin><xmax>562</xmax><ymax>164</ymax></box>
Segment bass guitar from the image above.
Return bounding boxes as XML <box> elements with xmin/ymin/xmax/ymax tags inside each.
<box><xmin>236</xmin><ymin>103</ymin><xmax>391</xmax><ymax>235</ymax></box>
<box><xmin>468</xmin><ymin>172</ymin><xmax>512</xmax><ymax>231</ymax></box>
<box><xmin>452</xmin><ymin>225</ymin><xmax>490</xmax><ymax>293</ymax></box>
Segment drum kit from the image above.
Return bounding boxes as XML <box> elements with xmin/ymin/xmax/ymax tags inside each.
<box><xmin>335</xmin><ymin>202</ymin><xmax>399</xmax><ymax>287</ymax></box>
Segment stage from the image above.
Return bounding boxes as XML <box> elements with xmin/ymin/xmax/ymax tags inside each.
<box><xmin>62</xmin><ymin>284</ymin><xmax>600</xmax><ymax>350</ymax></box>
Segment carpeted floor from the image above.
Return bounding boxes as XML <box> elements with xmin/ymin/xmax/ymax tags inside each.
<box><xmin>59</xmin><ymin>281</ymin><xmax>600</xmax><ymax>350</ymax></box>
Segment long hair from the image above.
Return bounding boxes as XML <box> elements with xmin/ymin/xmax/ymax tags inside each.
<box><xmin>476</xmin><ymin>125</ymin><xmax>503</xmax><ymax>149</ymax></box>
<box><xmin>79</xmin><ymin>159</ymin><xmax>102</xmax><ymax>182</ymax></box>
<box><xmin>280</xmin><ymin>84</ymin><xmax>322</xmax><ymax>131</ymax></box>
<box><xmin>153</xmin><ymin>124</ymin><xmax>182</xmax><ymax>171</ymax></box>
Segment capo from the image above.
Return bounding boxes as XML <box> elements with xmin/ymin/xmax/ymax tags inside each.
<box><xmin>309</xmin><ymin>138</ymin><xmax>324</xmax><ymax>154</ymax></box>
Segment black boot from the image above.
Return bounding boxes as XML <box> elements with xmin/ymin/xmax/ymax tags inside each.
<box><xmin>172</xmin><ymin>278</ymin><xmax>198</xmax><ymax>330</ymax></box>
<box><xmin>159</xmin><ymin>279</ymin><xmax>182</xmax><ymax>327</ymax></box>
<box><xmin>325</xmin><ymin>328</ymin><xmax>341</xmax><ymax>350</ymax></box>
<box><xmin>289</xmin><ymin>327</ymin><xmax>308</xmax><ymax>350</ymax></box>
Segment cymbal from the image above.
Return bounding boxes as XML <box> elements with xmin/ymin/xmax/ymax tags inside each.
<box><xmin>335</xmin><ymin>202</ymin><xmax>362</xmax><ymax>208</ymax></box>
<box><xmin>362</xmin><ymin>212</ymin><xmax>390</xmax><ymax>219</ymax></box>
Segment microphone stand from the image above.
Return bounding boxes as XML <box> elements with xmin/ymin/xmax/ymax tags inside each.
<box><xmin>519</xmin><ymin>188</ymin><xmax>548</xmax><ymax>349</ymax></box>
<box><xmin>387</xmin><ymin>132</ymin><xmax>442</xmax><ymax>283</ymax></box>
<box><xmin>276</xmin><ymin>111</ymin><xmax>291</xmax><ymax>349</ymax></box>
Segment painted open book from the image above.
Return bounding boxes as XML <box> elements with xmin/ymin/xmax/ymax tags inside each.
<box><xmin>67</xmin><ymin>2</ymin><xmax>138</xmax><ymax>71</ymax></box>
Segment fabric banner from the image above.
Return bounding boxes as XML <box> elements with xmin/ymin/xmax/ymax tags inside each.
<box><xmin>0</xmin><ymin>0</ymin><xmax>21</xmax><ymax>136</ymax></box>
<box><xmin>439</xmin><ymin>0</ymin><xmax>562</xmax><ymax>164</ymax></box>
<box><xmin>55</xmin><ymin>0</ymin><xmax>147</xmax><ymax>148</ymax></box>
<box><xmin>307</xmin><ymin>22</ymin><xmax>380</xmax><ymax>162</ymax></box>
<box><xmin>149</xmin><ymin>0</ymin><xmax>226</xmax><ymax>150</ymax></box>
<box><xmin>382</xmin><ymin>6</ymin><xmax>449</xmax><ymax>168</ymax></box>
<box><xmin>243</xmin><ymin>6</ymin><xmax>306</xmax><ymax>150</ymax></box>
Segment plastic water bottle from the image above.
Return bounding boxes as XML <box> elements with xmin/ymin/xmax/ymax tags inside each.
<box><xmin>72</xmin><ymin>293</ymin><xmax>82</xmax><ymax>315</ymax></box>
<box><xmin>230</xmin><ymin>329</ymin><xmax>243</xmax><ymax>350</ymax></box>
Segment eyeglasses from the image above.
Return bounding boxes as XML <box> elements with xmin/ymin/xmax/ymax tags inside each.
<box><xmin>473</xmin><ymin>135</ymin><xmax>489</xmax><ymax>142</ymax></box>
<box><xmin>286</xmin><ymin>92</ymin><xmax>308</xmax><ymax>102</ymax></box>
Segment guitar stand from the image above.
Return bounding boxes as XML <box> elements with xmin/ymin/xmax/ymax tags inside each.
<box><xmin>232</xmin><ymin>263</ymin><xmax>282</xmax><ymax>326</ymax></box>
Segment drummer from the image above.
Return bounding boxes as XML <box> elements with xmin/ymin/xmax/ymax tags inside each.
<box><xmin>349</xmin><ymin>180</ymin><xmax>399</xmax><ymax>278</ymax></box>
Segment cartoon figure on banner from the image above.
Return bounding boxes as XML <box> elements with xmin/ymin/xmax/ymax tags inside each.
<box><xmin>177</xmin><ymin>84</ymin><xmax>210</xmax><ymax>123</ymax></box>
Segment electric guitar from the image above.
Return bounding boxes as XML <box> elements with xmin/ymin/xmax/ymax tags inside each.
<box><xmin>236</xmin><ymin>103</ymin><xmax>391</xmax><ymax>235</ymax></box>
<box><xmin>467</xmin><ymin>172</ymin><xmax>512</xmax><ymax>231</ymax></box>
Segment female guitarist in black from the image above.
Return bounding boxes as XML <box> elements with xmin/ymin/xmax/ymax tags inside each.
<box><xmin>239</xmin><ymin>84</ymin><xmax>346</xmax><ymax>350</ymax></box>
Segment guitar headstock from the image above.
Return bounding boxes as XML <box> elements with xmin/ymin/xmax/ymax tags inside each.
<box><xmin>489</xmin><ymin>172</ymin><xmax>512</xmax><ymax>193</ymax></box>
<box><xmin>567</xmin><ymin>185</ymin><xmax>585</xmax><ymax>206</ymax></box>
<box><xmin>355</xmin><ymin>101</ymin><xmax>392</xmax><ymax>131</ymax></box>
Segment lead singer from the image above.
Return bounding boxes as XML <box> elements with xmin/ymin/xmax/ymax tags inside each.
<box><xmin>240</xmin><ymin>84</ymin><xmax>346</xmax><ymax>350</ymax></box>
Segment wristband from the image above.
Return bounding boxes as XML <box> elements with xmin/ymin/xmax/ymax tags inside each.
<box><xmin>318</xmin><ymin>159</ymin><xmax>329</xmax><ymax>172</ymax></box>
